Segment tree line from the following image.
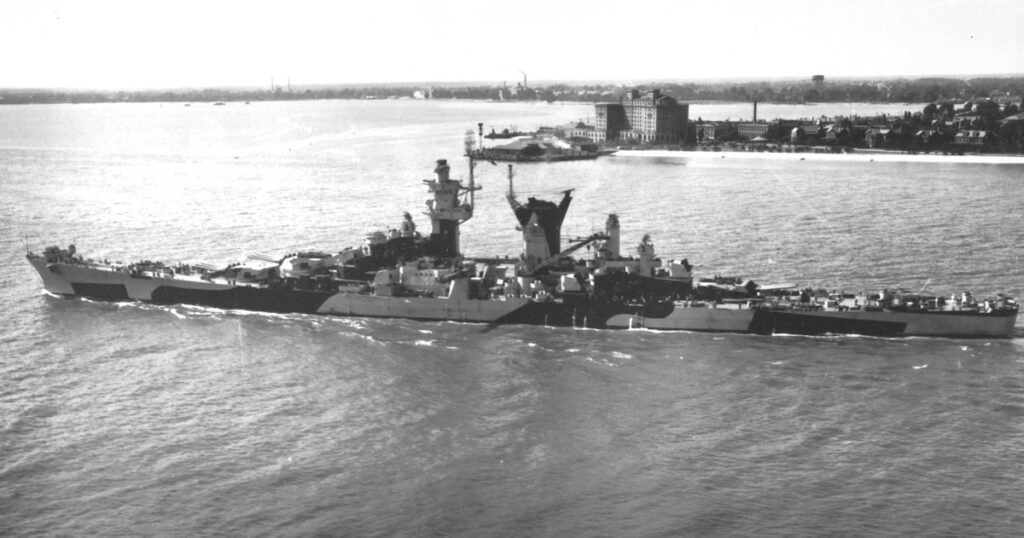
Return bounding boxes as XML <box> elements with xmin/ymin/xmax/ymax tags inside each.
<box><xmin>2</xmin><ymin>77</ymin><xmax>1022</xmax><ymax>105</ymax></box>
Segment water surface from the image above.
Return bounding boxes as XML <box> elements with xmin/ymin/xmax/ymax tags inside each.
<box><xmin>2</xmin><ymin>100</ymin><xmax>1023</xmax><ymax>537</ymax></box>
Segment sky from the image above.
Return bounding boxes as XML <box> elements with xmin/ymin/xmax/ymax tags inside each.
<box><xmin>1</xmin><ymin>0</ymin><xmax>1022</xmax><ymax>89</ymax></box>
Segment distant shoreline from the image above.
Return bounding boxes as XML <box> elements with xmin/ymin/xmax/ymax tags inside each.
<box><xmin>3</xmin><ymin>75</ymin><xmax>1022</xmax><ymax>106</ymax></box>
<box><xmin>614</xmin><ymin>148</ymin><xmax>1024</xmax><ymax>165</ymax></box>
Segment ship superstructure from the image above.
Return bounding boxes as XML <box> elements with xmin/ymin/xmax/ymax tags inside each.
<box><xmin>27</xmin><ymin>157</ymin><xmax>1019</xmax><ymax>338</ymax></box>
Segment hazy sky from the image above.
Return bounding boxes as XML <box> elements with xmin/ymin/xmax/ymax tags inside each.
<box><xmin>1</xmin><ymin>0</ymin><xmax>1021</xmax><ymax>89</ymax></box>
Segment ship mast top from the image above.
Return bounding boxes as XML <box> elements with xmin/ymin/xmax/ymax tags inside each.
<box><xmin>421</xmin><ymin>158</ymin><xmax>481</xmax><ymax>258</ymax></box>
<box><xmin>506</xmin><ymin>164</ymin><xmax>517</xmax><ymax>209</ymax></box>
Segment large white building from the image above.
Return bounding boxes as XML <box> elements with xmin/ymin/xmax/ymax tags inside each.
<box><xmin>593</xmin><ymin>89</ymin><xmax>689</xmax><ymax>143</ymax></box>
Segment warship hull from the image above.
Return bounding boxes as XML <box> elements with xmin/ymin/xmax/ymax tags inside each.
<box><xmin>605</xmin><ymin>302</ymin><xmax>1017</xmax><ymax>338</ymax></box>
<box><xmin>29</xmin><ymin>257</ymin><xmax>1017</xmax><ymax>337</ymax></box>
<box><xmin>28</xmin><ymin>257</ymin><xmax>533</xmax><ymax>322</ymax></box>
<box><xmin>26</xmin><ymin>157</ymin><xmax>1018</xmax><ymax>339</ymax></box>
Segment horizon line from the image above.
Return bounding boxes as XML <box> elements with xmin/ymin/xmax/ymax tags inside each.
<box><xmin>3</xmin><ymin>73</ymin><xmax>1024</xmax><ymax>93</ymax></box>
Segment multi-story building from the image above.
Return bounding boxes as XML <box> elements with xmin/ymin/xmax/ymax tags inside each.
<box><xmin>594</xmin><ymin>89</ymin><xmax>689</xmax><ymax>143</ymax></box>
<box><xmin>736</xmin><ymin>120</ymin><xmax>800</xmax><ymax>141</ymax></box>
<box><xmin>696</xmin><ymin>122</ymin><xmax>736</xmax><ymax>142</ymax></box>
<box><xmin>954</xmin><ymin>130</ymin><xmax>994</xmax><ymax>146</ymax></box>
<box><xmin>736</xmin><ymin>122</ymin><xmax>771</xmax><ymax>139</ymax></box>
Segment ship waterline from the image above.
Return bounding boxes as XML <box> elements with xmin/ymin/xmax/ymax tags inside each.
<box><xmin>26</xmin><ymin>158</ymin><xmax>1018</xmax><ymax>338</ymax></box>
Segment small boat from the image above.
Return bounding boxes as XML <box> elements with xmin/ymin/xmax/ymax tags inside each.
<box><xmin>484</xmin><ymin>127</ymin><xmax>526</xmax><ymax>139</ymax></box>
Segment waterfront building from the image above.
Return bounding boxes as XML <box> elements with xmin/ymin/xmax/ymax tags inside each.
<box><xmin>999</xmin><ymin>113</ymin><xmax>1024</xmax><ymax>125</ymax></box>
<box><xmin>565</xmin><ymin>122</ymin><xmax>599</xmax><ymax>141</ymax></box>
<box><xmin>737</xmin><ymin>122</ymin><xmax>771</xmax><ymax>139</ymax></box>
<box><xmin>594</xmin><ymin>89</ymin><xmax>689</xmax><ymax>144</ymax></box>
<box><xmin>823</xmin><ymin>124</ymin><xmax>849</xmax><ymax>141</ymax></box>
<box><xmin>865</xmin><ymin>125</ymin><xmax>907</xmax><ymax>148</ymax></box>
<box><xmin>954</xmin><ymin>130</ymin><xmax>994</xmax><ymax>146</ymax></box>
<box><xmin>697</xmin><ymin>122</ymin><xmax>736</xmax><ymax>142</ymax></box>
<box><xmin>915</xmin><ymin>129</ymin><xmax>943</xmax><ymax>145</ymax></box>
<box><xmin>790</xmin><ymin>124</ymin><xmax>824</xmax><ymax>143</ymax></box>
<box><xmin>735</xmin><ymin>120</ymin><xmax>799</xmax><ymax>141</ymax></box>
<box><xmin>864</xmin><ymin>127</ymin><xmax>893</xmax><ymax>148</ymax></box>
<box><xmin>541</xmin><ymin>121</ymin><xmax>603</xmax><ymax>143</ymax></box>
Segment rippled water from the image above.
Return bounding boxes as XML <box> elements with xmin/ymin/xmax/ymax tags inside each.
<box><xmin>2</xmin><ymin>100</ymin><xmax>1024</xmax><ymax>537</ymax></box>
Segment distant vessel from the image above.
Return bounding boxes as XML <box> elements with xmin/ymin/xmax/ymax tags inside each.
<box><xmin>484</xmin><ymin>127</ymin><xmax>526</xmax><ymax>139</ymax></box>
<box><xmin>27</xmin><ymin>157</ymin><xmax>1018</xmax><ymax>337</ymax></box>
<box><xmin>470</xmin><ymin>138</ymin><xmax>616</xmax><ymax>163</ymax></box>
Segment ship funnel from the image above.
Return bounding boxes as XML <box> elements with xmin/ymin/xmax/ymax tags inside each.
<box><xmin>434</xmin><ymin>159</ymin><xmax>450</xmax><ymax>182</ymax></box>
<box><xmin>508</xmin><ymin>189</ymin><xmax>573</xmax><ymax>257</ymax></box>
<box><xmin>522</xmin><ymin>213</ymin><xmax>550</xmax><ymax>271</ymax></box>
<box><xmin>638</xmin><ymin>233</ymin><xmax>656</xmax><ymax>276</ymax></box>
<box><xmin>604</xmin><ymin>213</ymin><xmax>620</xmax><ymax>259</ymax></box>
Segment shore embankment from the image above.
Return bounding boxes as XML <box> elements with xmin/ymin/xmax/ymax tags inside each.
<box><xmin>614</xmin><ymin>148</ymin><xmax>1024</xmax><ymax>165</ymax></box>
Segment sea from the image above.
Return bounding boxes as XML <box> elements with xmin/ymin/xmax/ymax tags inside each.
<box><xmin>2</xmin><ymin>98</ymin><xmax>1024</xmax><ymax>537</ymax></box>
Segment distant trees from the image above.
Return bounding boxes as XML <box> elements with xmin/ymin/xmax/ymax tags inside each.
<box><xmin>686</xmin><ymin>96</ymin><xmax>1023</xmax><ymax>154</ymax></box>
<box><xmin>2</xmin><ymin>76</ymin><xmax>1022</xmax><ymax>107</ymax></box>
<box><xmin>1000</xmin><ymin>122</ymin><xmax>1024</xmax><ymax>153</ymax></box>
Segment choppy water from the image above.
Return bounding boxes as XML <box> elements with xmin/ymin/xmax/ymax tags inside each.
<box><xmin>3</xmin><ymin>100</ymin><xmax>1024</xmax><ymax>537</ymax></box>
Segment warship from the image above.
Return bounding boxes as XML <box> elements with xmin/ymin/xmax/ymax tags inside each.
<box><xmin>27</xmin><ymin>157</ymin><xmax>1019</xmax><ymax>338</ymax></box>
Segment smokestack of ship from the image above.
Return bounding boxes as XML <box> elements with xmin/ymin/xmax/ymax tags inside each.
<box><xmin>434</xmin><ymin>159</ymin><xmax>450</xmax><ymax>182</ymax></box>
<box><xmin>753</xmin><ymin>99</ymin><xmax>758</xmax><ymax>122</ymax></box>
<box><xmin>605</xmin><ymin>214</ymin><xmax>620</xmax><ymax>259</ymax></box>
<box><xmin>509</xmin><ymin>190</ymin><xmax>573</xmax><ymax>258</ymax></box>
